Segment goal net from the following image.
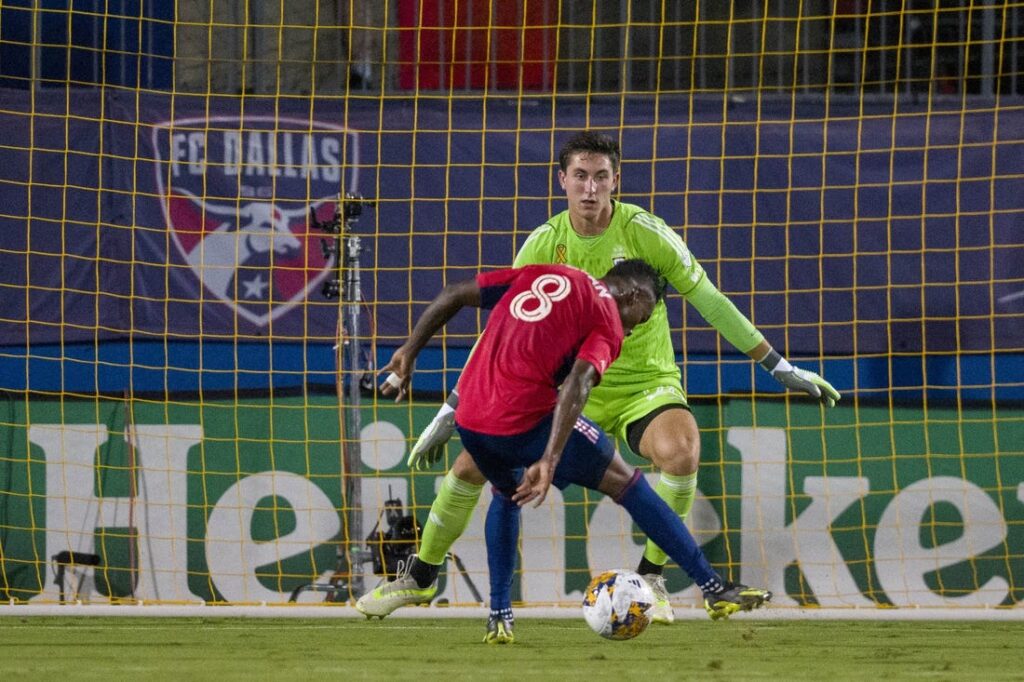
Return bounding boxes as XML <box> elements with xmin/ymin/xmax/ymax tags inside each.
<box><xmin>0</xmin><ymin>1</ymin><xmax>1022</xmax><ymax>612</ymax></box>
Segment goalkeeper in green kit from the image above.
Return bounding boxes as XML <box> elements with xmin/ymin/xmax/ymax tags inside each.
<box><xmin>357</xmin><ymin>131</ymin><xmax>840</xmax><ymax>631</ymax></box>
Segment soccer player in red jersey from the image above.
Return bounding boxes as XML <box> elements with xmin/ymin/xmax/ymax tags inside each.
<box><xmin>357</xmin><ymin>260</ymin><xmax>771</xmax><ymax>641</ymax></box>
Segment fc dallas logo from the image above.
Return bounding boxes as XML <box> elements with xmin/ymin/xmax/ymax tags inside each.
<box><xmin>152</xmin><ymin>116</ymin><xmax>359</xmax><ymax>325</ymax></box>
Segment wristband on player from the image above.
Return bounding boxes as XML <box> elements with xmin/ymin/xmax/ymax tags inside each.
<box><xmin>757</xmin><ymin>348</ymin><xmax>793</xmax><ymax>376</ymax></box>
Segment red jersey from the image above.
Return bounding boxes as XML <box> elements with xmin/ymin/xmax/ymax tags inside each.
<box><xmin>455</xmin><ymin>264</ymin><xmax>624</xmax><ymax>435</ymax></box>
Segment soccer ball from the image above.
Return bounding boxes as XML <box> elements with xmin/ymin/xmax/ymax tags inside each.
<box><xmin>581</xmin><ymin>569</ymin><xmax>655</xmax><ymax>640</ymax></box>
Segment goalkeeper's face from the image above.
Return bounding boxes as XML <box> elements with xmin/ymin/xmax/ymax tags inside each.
<box><xmin>558</xmin><ymin>152</ymin><xmax>619</xmax><ymax>228</ymax></box>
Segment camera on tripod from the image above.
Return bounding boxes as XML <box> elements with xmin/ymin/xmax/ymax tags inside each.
<box><xmin>365</xmin><ymin>493</ymin><xmax>421</xmax><ymax>580</ymax></box>
<box><xmin>311</xmin><ymin>192</ymin><xmax>376</xmax><ymax>300</ymax></box>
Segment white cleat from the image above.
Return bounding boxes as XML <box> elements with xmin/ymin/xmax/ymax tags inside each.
<box><xmin>355</xmin><ymin>557</ymin><xmax>438</xmax><ymax>619</ymax></box>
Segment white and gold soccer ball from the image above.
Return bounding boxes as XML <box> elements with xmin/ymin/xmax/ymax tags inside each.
<box><xmin>581</xmin><ymin>569</ymin><xmax>655</xmax><ymax>640</ymax></box>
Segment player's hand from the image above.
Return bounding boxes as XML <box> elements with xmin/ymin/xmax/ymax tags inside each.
<box><xmin>773</xmin><ymin>366</ymin><xmax>841</xmax><ymax>407</ymax></box>
<box><xmin>379</xmin><ymin>350</ymin><xmax>414</xmax><ymax>402</ymax></box>
<box><xmin>407</xmin><ymin>390</ymin><xmax>459</xmax><ymax>470</ymax></box>
<box><xmin>513</xmin><ymin>459</ymin><xmax>554</xmax><ymax>508</ymax></box>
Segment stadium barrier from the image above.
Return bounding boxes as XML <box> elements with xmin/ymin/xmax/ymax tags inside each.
<box><xmin>2</xmin><ymin>396</ymin><xmax>1021</xmax><ymax>612</ymax></box>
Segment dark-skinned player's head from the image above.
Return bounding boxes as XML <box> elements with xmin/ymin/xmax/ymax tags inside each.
<box><xmin>601</xmin><ymin>259</ymin><xmax>665</xmax><ymax>334</ymax></box>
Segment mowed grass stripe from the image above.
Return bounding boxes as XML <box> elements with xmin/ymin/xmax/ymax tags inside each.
<box><xmin>0</xmin><ymin>618</ymin><xmax>1020</xmax><ymax>681</ymax></box>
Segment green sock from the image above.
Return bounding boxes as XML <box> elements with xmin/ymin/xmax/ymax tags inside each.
<box><xmin>642</xmin><ymin>471</ymin><xmax>698</xmax><ymax>567</ymax></box>
<box><xmin>417</xmin><ymin>470</ymin><xmax>484</xmax><ymax>566</ymax></box>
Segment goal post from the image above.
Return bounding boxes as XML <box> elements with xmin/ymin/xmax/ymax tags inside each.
<box><xmin>0</xmin><ymin>1</ymin><xmax>1022</xmax><ymax>612</ymax></box>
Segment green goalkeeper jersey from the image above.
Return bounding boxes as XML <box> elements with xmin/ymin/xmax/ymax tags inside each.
<box><xmin>513</xmin><ymin>201</ymin><xmax>764</xmax><ymax>389</ymax></box>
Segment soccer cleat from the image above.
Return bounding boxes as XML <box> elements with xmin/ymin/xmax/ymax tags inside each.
<box><xmin>641</xmin><ymin>573</ymin><xmax>675</xmax><ymax>624</ymax></box>
<box><xmin>703</xmin><ymin>582</ymin><xmax>772</xmax><ymax>621</ymax></box>
<box><xmin>483</xmin><ymin>615</ymin><xmax>515</xmax><ymax>644</ymax></box>
<box><xmin>355</xmin><ymin>556</ymin><xmax>437</xmax><ymax>619</ymax></box>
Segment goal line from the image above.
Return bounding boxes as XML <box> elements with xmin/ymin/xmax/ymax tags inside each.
<box><xmin>3</xmin><ymin>604</ymin><xmax>1023</xmax><ymax>622</ymax></box>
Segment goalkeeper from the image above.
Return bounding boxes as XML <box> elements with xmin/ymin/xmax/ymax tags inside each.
<box><xmin>357</xmin><ymin>130</ymin><xmax>839</xmax><ymax>624</ymax></box>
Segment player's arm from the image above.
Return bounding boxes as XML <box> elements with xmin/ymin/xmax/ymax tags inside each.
<box><xmin>685</xmin><ymin>275</ymin><xmax>841</xmax><ymax>408</ymax></box>
<box><xmin>380</xmin><ymin>278</ymin><xmax>481</xmax><ymax>403</ymax></box>
<box><xmin>634</xmin><ymin>214</ymin><xmax>839</xmax><ymax>407</ymax></box>
<box><xmin>513</xmin><ymin>358</ymin><xmax>600</xmax><ymax>508</ymax></box>
<box><xmin>407</xmin><ymin>228</ymin><xmax>550</xmax><ymax>470</ymax></box>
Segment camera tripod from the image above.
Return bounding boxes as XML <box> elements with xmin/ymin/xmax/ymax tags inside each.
<box><xmin>287</xmin><ymin>195</ymin><xmax>482</xmax><ymax>608</ymax></box>
<box><xmin>289</xmin><ymin>193</ymin><xmax>375</xmax><ymax>603</ymax></box>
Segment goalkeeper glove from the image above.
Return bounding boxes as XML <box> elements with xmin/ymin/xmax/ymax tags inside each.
<box><xmin>407</xmin><ymin>389</ymin><xmax>460</xmax><ymax>470</ymax></box>
<box><xmin>759</xmin><ymin>349</ymin><xmax>840</xmax><ymax>408</ymax></box>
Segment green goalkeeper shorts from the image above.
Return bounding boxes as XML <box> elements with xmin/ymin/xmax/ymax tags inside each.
<box><xmin>582</xmin><ymin>378</ymin><xmax>689</xmax><ymax>454</ymax></box>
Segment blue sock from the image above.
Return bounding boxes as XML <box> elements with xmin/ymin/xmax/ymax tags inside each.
<box><xmin>485</xmin><ymin>490</ymin><xmax>521</xmax><ymax>612</ymax></box>
<box><xmin>490</xmin><ymin>606</ymin><xmax>514</xmax><ymax>625</ymax></box>
<box><xmin>615</xmin><ymin>471</ymin><xmax>721</xmax><ymax>591</ymax></box>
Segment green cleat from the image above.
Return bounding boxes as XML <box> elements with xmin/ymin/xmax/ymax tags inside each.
<box><xmin>355</xmin><ymin>556</ymin><xmax>437</xmax><ymax>619</ymax></box>
<box><xmin>483</xmin><ymin>615</ymin><xmax>515</xmax><ymax>644</ymax></box>
<box><xmin>642</xmin><ymin>573</ymin><xmax>675</xmax><ymax>624</ymax></box>
<box><xmin>703</xmin><ymin>582</ymin><xmax>772</xmax><ymax>621</ymax></box>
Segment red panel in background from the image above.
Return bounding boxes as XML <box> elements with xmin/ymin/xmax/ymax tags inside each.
<box><xmin>398</xmin><ymin>0</ymin><xmax>555</xmax><ymax>91</ymax></box>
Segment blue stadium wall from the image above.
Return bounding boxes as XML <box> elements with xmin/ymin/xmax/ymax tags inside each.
<box><xmin>1</xmin><ymin>88</ymin><xmax>1022</xmax><ymax>401</ymax></box>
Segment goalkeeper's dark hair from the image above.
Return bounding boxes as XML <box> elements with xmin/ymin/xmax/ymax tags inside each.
<box><xmin>605</xmin><ymin>259</ymin><xmax>666</xmax><ymax>302</ymax></box>
<box><xmin>559</xmin><ymin>131</ymin><xmax>621</xmax><ymax>173</ymax></box>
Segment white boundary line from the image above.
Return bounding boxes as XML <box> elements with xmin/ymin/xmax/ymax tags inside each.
<box><xmin>2</xmin><ymin>604</ymin><xmax>1023</xmax><ymax>620</ymax></box>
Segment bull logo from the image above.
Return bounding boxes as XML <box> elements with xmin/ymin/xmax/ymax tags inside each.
<box><xmin>153</xmin><ymin>116</ymin><xmax>359</xmax><ymax>326</ymax></box>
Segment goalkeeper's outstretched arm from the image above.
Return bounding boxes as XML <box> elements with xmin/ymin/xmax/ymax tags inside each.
<box><xmin>748</xmin><ymin>340</ymin><xmax>841</xmax><ymax>408</ymax></box>
<box><xmin>684</xmin><ymin>273</ymin><xmax>840</xmax><ymax>408</ymax></box>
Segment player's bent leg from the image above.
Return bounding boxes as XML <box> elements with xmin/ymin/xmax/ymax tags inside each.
<box><xmin>703</xmin><ymin>583</ymin><xmax>773</xmax><ymax>621</ymax></box>
<box><xmin>482</xmin><ymin>492</ymin><xmax>519</xmax><ymax>644</ymax></box>
<box><xmin>448</xmin><ymin>449</ymin><xmax>488</xmax><ymax>485</ymax></box>
<box><xmin>485</xmin><ymin>492</ymin><xmax>520</xmax><ymax>634</ymax></box>
<box><xmin>640</xmin><ymin>472</ymin><xmax>697</xmax><ymax>624</ymax></box>
<box><xmin>355</xmin><ymin>555</ymin><xmax>439</xmax><ymax>619</ymax></box>
<box><xmin>634</xmin><ymin>407</ymin><xmax>701</xmax><ymax>474</ymax></box>
<box><xmin>597</xmin><ymin>462</ymin><xmax>772</xmax><ymax>622</ymax></box>
<box><xmin>631</xmin><ymin>407</ymin><xmax>701</xmax><ymax>624</ymax></box>
<box><xmin>416</xmin><ymin>461</ymin><xmax>485</xmax><ymax>566</ymax></box>
<box><xmin>359</xmin><ymin>456</ymin><xmax>485</xmax><ymax>619</ymax></box>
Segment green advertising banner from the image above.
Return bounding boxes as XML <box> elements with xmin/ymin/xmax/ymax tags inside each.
<box><xmin>1</xmin><ymin>395</ymin><xmax>1021</xmax><ymax>608</ymax></box>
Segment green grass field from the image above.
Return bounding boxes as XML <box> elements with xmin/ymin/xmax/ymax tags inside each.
<box><xmin>0</xmin><ymin>617</ymin><xmax>1021</xmax><ymax>681</ymax></box>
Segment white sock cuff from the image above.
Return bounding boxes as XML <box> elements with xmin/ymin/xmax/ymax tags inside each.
<box><xmin>444</xmin><ymin>469</ymin><xmax>484</xmax><ymax>497</ymax></box>
<box><xmin>658</xmin><ymin>471</ymin><xmax>698</xmax><ymax>492</ymax></box>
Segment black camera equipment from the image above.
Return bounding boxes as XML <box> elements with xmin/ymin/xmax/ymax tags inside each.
<box><xmin>51</xmin><ymin>550</ymin><xmax>101</xmax><ymax>603</ymax></box>
<box><xmin>365</xmin><ymin>494</ymin><xmax>422</xmax><ymax>579</ymax></box>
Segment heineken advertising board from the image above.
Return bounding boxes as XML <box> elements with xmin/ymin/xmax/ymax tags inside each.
<box><xmin>0</xmin><ymin>396</ymin><xmax>1020</xmax><ymax>608</ymax></box>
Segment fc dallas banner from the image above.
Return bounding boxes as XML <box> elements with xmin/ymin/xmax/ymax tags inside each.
<box><xmin>0</xmin><ymin>89</ymin><xmax>1021</xmax><ymax>353</ymax></box>
<box><xmin>152</xmin><ymin>116</ymin><xmax>355</xmax><ymax>327</ymax></box>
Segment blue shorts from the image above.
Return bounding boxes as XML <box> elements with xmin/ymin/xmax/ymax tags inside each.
<box><xmin>456</xmin><ymin>414</ymin><xmax>616</xmax><ymax>498</ymax></box>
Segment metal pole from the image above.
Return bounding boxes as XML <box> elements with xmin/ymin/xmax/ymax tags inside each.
<box><xmin>343</xmin><ymin>220</ymin><xmax>365</xmax><ymax>599</ymax></box>
<box><xmin>295</xmin><ymin>194</ymin><xmax>375</xmax><ymax>603</ymax></box>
